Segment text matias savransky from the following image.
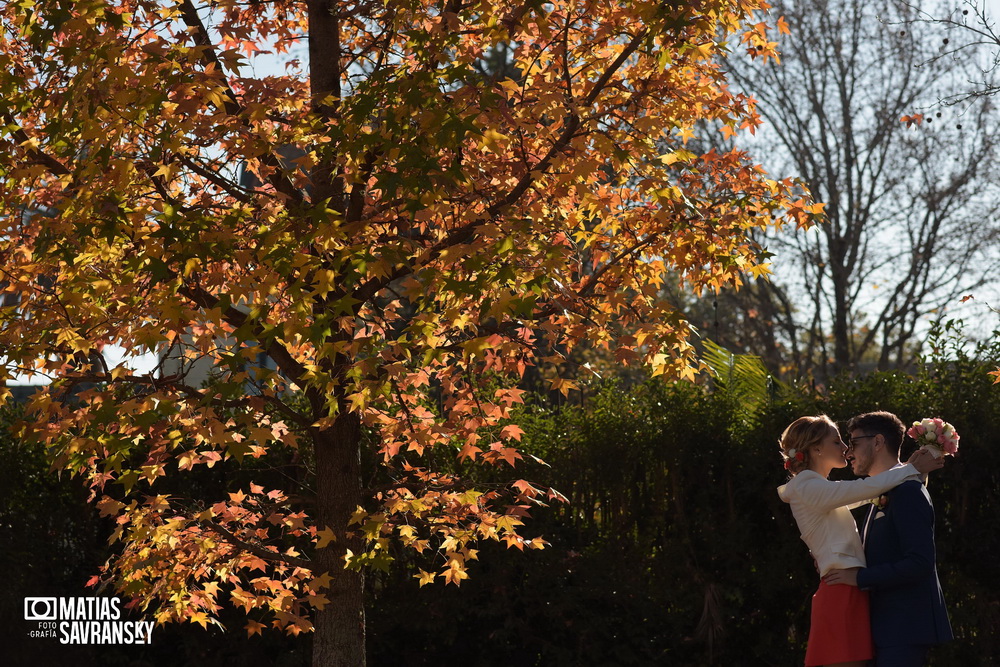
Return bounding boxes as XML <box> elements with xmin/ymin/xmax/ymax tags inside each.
<box><xmin>24</xmin><ymin>596</ymin><xmax>155</xmax><ymax>645</ymax></box>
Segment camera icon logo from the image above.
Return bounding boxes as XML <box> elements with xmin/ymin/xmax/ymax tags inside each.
<box><xmin>24</xmin><ymin>597</ymin><xmax>58</xmax><ymax>621</ymax></box>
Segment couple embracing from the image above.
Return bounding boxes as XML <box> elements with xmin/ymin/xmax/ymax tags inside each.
<box><xmin>777</xmin><ymin>411</ymin><xmax>953</xmax><ymax>667</ymax></box>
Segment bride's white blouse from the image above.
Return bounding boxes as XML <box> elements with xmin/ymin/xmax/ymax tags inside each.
<box><xmin>777</xmin><ymin>463</ymin><xmax>922</xmax><ymax>577</ymax></box>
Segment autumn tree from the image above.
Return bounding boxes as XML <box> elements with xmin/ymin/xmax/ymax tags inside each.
<box><xmin>725</xmin><ymin>0</ymin><xmax>1000</xmax><ymax>377</ymax></box>
<box><xmin>0</xmin><ymin>0</ymin><xmax>813</xmax><ymax>664</ymax></box>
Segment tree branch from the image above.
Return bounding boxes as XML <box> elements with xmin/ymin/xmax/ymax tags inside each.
<box><xmin>349</xmin><ymin>27</ymin><xmax>651</xmax><ymax>307</ymax></box>
<box><xmin>178</xmin><ymin>0</ymin><xmax>303</xmax><ymax>204</ymax></box>
<box><xmin>1</xmin><ymin>111</ymin><xmax>72</xmax><ymax>176</ymax></box>
<box><xmin>60</xmin><ymin>371</ymin><xmax>312</xmax><ymax>427</ymax></box>
<box><xmin>203</xmin><ymin>520</ymin><xmax>316</xmax><ymax>567</ymax></box>
<box><xmin>177</xmin><ymin>282</ymin><xmax>311</xmax><ymax>391</ymax></box>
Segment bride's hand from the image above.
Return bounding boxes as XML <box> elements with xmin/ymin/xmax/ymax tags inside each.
<box><xmin>823</xmin><ymin>568</ymin><xmax>860</xmax><ymax>587</ymax></box>
<box><xmin>908</xmin><ymin>448</ymin><xmax>946</xmax><ymax>474</ymax></box>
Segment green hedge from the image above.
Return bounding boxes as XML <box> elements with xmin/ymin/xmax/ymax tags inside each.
<box><xmin>368</xmin><ymin>341</ymin><xmax>1000</xmax><ymax>665</ymax></box>
<box><xmin>3</xmin><ymin>329</ymin><xmax>998</xmax><ymax>665</ymax></box>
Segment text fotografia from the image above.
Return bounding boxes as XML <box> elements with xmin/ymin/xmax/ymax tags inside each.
<box><xmin>24</xmin><ymin>597</ymin><xmax>154</xmax><ymax>645</ymax></box>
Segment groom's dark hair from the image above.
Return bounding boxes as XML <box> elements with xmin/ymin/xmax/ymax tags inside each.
<box><xmin>847</xmin><ymin>411</ymin><xmax>905</xmax><ymax>458</ymax></box>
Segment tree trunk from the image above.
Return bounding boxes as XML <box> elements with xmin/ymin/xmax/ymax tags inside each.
<box><xmin>307</xmin><ymin>6</ymin><xmax>363</xmax><ymax>660</ymax></box>
<box><xmin>830</xmin><ymin>233</ymin><xmax>852</xmax><ymax>374</ymax></box>
<box><xmin>311</xmin><ymin>414</ymin><xmax>366</xmax><ymax>667</ymax></box>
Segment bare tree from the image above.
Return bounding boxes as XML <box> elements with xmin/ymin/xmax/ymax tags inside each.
<box><xmin>900</xmin><ymin>0</ymin><xmax>1000</xmax><ymax>102</ymax></box>
<box><xmin>721</xmin><ymin>0</ymin><xmax>1000</xmax><ymax>378</ymax></box>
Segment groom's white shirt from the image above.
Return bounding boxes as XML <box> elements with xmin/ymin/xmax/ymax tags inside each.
<box><xmin>777</xmin><ymin>463</ymin><xmax>923</xmax><ymax>577</ymax></box>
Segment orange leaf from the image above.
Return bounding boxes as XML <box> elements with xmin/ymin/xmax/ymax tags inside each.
<box><xmin>500</xmin><ymin>424</ymin><xmax>524</xmax><ymax>442</ymax></box>
<box><xmin>316</xmin><ymin>527</ymin><xmax>336</xmax><ymax>549</ymax></box>
<box><xmin>441</xmin><ymin>563</ymin><xmax>469</xmax><ymax>586</ymax></box>
<box><xmin>414</xmin><ymin>570</ymin><xmax>437</xmax><ymax>587</ymax></box>
<box><xmin>246</xmin><ymin>620</ymin><xmax>266</xmax><ymax>637</ymax></box>
<box><xmin>457</xmin><ymin>442</ymin><xmax>482</xmax><ymax>462</ymax></box>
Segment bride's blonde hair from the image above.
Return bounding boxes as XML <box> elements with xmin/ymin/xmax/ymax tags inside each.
<box><xmin>779</xmin><ymin>415</ymin><xmax>838</xmax><ymax>475</ymax></box>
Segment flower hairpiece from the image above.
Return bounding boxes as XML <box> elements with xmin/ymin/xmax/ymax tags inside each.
<box><xmin>783</xmin><ymin>448</ymin><xmax>805</xmax><ymax>470</ymax></box>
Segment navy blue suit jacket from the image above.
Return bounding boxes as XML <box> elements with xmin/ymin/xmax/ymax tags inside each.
<box><xmin>856</xmin><ymin>479</ymin><xmax>953</xmax><ymax>648</ymax></box>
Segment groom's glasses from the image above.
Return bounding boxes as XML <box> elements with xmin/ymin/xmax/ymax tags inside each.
<box><xmin>848</xmin><ymin>434</ymin><xmax>877</xmax><ymax>448</ymax></box>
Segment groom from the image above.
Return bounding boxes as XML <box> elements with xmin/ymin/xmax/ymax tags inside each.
<box><xmin>825</xmin><ymin>411</ymin><xmax>953</xmax><ymax>666</ymax></box>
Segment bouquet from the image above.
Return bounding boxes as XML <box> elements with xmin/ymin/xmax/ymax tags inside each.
<box><xmin>907</xmin><ymin>418</ymin><xmax>960</xmax><ymax>458</ymax></box>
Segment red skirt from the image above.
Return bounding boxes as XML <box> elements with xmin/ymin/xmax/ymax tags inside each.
<box><xmin>804</xmin><ymin>580</ymin><xmax>873</xmax><ymax>666</ymax></box>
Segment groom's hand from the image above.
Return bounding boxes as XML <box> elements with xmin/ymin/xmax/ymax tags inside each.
<box><xmin>908</xmin><ymin>448</ymin><xmax>946</xmax><ymax>474</ymax></box>
<box><xmin>823</xmin><ymin>568</ymin><xmax>859</xmax><ymax>587</ymax></box>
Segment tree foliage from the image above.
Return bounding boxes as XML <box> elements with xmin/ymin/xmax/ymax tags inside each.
<box><xmin>0</xmin><ymin>0</ymin><xmax>815</xmax><ymax>662</ymax></box>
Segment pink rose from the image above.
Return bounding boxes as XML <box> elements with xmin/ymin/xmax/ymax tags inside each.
<box><xmin>937</xmin><ymin>434</ymin><xmax>948</xmax><ymax>445</ymax></box>
<box><xmin>916</xmin><ymin>425</ymin><xmax>926</xmax><ymax>435</ymax></box>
